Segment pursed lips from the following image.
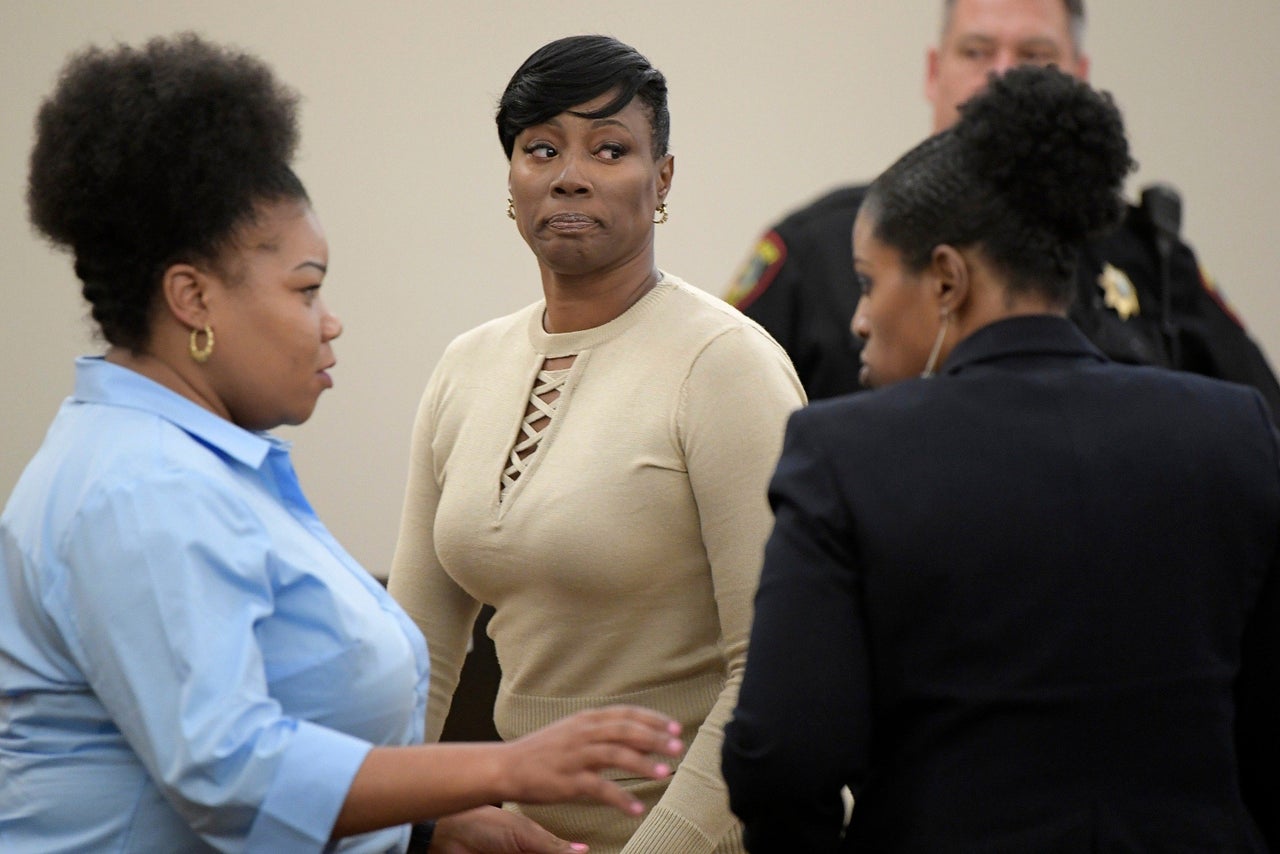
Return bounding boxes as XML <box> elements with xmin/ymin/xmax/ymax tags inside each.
<box><xmin>543</xmin><ymin>212</ymin><xmax>598</xmax><ymax>231</ymax></box>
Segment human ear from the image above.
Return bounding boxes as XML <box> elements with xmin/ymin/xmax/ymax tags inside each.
<box><xmin>160</xmin><ymin>263</ymin><xmax>210</xmax><ymax>330</ymax></box>
<box><xmin>929</xmin><ymin>244</ymin><xmax>970</xmax><ymax>314</ymax></box>
<box><xmin>924</xmin><ymin>47</ymin><xmax>941</xmax><ymax>107</ymax></box>
<box><xmin>656</xmin><ymin>153</ymin><xmax>674</xmax><ymax>202</ymax></box>
<box><xmin>1074</xmin><ymin>53</ymin><xmax>1091</xmax><ymax>83</ymax></box>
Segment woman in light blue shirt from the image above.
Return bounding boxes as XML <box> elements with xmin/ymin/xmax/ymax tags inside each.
<box><xmin>0</xmin><ymin>34</ymin><xmax>682</xmax><ymax>854</ymax></box>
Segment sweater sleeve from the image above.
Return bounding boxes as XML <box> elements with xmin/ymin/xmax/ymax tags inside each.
<box><xmin>387</xmin><ymin>361</ymin><xmax>483</xmax><ymax>742</ymax></box>
<box><xmin>621</xmin><ymin>324</ymin><xmax>805</xmax><ymax>853</ymax></box>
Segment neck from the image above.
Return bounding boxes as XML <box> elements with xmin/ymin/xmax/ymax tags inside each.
<box><xmin>105</xmin><ymin>343</ymin><xmax>231</xmax><ymax>422</ymax></box>
<box><xmin>540</xmin><ymin>255</ymin><xmax>660</xmax><ymax>333</ymax></box>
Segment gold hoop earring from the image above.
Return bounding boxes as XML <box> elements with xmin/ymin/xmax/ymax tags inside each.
<box><xmin>189</xmin><ymin>325</ymin><xmax>214</xmax><ymax>363</ymax></box>
<box><xmin>652</xmin><ymin>203</ymin><xmax>669</xmax><ymax>225</ymax></box>
<box><xmin>507</xmin><ymin>197</ymin><xmax>516</xmax><ymax>220</ymax></box>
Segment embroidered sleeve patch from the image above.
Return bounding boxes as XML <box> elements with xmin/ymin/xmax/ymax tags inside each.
<box><xmin>724</xmin><ymin>231</ymin><xmax>788</xmax><ymax>310</ymax></box>
<box><xmin>1199</xmin><ymin>266</ymin><xmax>1244</xmax><ymax>329</ymax></box>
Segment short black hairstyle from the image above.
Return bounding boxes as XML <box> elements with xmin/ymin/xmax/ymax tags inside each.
<box><xmin>864</xmin><ymin>64</ymin><xmax>1133</xmax><ymax>305</ymax></box>
<box><xmin>27</xmin><ymin>33</ymin><xmax>307</xmax><ymax>352</ymax></box>
<box><xmin>495</xmin><ymin>35</ymin><xmax>669</xmax><ymax>160</ymax></box>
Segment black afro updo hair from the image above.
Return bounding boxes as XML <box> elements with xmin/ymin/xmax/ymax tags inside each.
<box><xmin>955</xmin><ymin>63</ymin><xmax>1133</xmax><ymax>247</ymax></box>
<box><xmin>866</xmin><ymin>64</ymin><xmax>1135</xmax><ymax>303</ymax></box>
<box><xmin>27</xmin><ymin>33</ymin><xmax>306</xmax><ymax>351</ymax></box>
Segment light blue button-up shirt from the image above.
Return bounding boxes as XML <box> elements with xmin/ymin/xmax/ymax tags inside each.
<box><xmin>0</xmin><ymin>357</ymin><xmax>430</xmax><ymax>853</ymax></box>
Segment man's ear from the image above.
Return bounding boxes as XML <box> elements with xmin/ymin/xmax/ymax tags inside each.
<box><xmin>160</xmin><ymin>263</ymin><xmax>210</xmax><ymax>330</ymax></box>
<box><xmin>924</xmin><ymin>47</ymin><xmax>941</xmax><ymax>106</ymax></box>
<box><xmin>929</xmin><ymin>244</ymin><xmax>970</xmax><ymax>315</ymax></box>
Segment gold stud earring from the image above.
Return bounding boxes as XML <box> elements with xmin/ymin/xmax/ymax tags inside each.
<box><xmin>652</xmin><ymin>203</ymin><xmax>669</xmax><ymax>225</ymax></box>
<box><xmin>507</xmin><ymin>197</ymin><xmax>516</xmax><ymax>220</ymax></box>
<box><xmin>189</xmin><ymin>325</ymin><xmax>214</xmax><ymax>363</ymax></box>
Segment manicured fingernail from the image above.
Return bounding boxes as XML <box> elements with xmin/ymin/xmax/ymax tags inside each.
<box><xmin>667</xmin><ymin>738</ymin><xmax>683</xmax><ymax>753</ymax></box>
<box><xmin>654</xmin><ymin>763</ymin><xmax>671</xmax><ymax>777</ymax></box>
<box><xmin>629</xmin><ymin>800</ymin><xmax>645</xmax><ymax>815</ymax></box>
<box><xmin>667</xmin><ymin>721</ymin><xmax>682</xmax><ymax>735</ymax></box>
<box><xmin>570</xmin><ymin>845</ymin><xmax>589</xmax><ymax>852</ymax></box>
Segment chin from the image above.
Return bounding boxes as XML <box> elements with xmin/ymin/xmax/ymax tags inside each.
<box><xmin>286</xmin><ymin>406</ymin><xmax>319</xmax><ymax>427</ymax></box>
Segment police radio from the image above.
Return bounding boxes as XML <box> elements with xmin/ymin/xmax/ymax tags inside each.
<box><xmin>1139</xmin><ymin>182</ymin><xmax>1183</xmax><ymax>367</ymax></box>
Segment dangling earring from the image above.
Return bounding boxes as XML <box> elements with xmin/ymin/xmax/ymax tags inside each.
<box><xmin>189</xmin><ymin>325</ymin><xmax>214</xmax><ymax>363</ymax></box>
<box><xmin>507</xmin><ymin>198</ymin><xmax>516</xmax><ymax>220</ymax></box>
<box><xmin>920</xmin><ymin>311</ymin><xmax>950</xmax><ymax>379</ymax></box>
<box><xmin>652</xmin><ymin>203</ymin><xmax>668</xmax><ymax>225</ymax></box>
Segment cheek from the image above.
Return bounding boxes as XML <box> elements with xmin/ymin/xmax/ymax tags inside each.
<box><xmin>957</xmin><ymin>70</ymin><xmax>993</xmax><ymax>102</ymax></box>
<box><xmin>614</xmin><ymin>171</ymin><xmax>658</xmax><ymax>210</ymax></box>
<box><xmin>508</xmin><ymin>167</ymin><xmax>540</xmax><ymax>207</ymax></box>
<box><xmin>874</xmin><ymin>300</ymin><xmax>922</xmax><ymax>361</ymax></box>
<box><xmin>938</xmin><ymin>67</ymin><xmax>983</xmax><ymax>104</ymax></box>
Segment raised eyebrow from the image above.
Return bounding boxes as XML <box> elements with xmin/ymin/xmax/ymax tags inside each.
<box><xmin>588</xmin><ymin>117</ymin><xmax>629</xmax><ymax>131</ymax></box>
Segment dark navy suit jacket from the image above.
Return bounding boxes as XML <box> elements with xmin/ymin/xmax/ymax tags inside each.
<box><xmin>723</xmin><ymin>315</ymin><xmax>1279</xmax><ymax>852</ymax></box>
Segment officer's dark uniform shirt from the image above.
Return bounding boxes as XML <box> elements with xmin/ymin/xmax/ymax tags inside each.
<box><xmin>726</xmin><ymin>184</ymin><xmax>1280</xmax><ymax>418</ymax></box>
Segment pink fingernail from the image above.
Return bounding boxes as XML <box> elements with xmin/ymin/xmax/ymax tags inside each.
<box><xmin>667</xmin><ymin>738</ymin><xmax>683</xmax><ymax>753</ymax></box>
<box><xmin>629</xmin><ymin>801</ymin><xmax>645</xmax><ymax>815</ymax></box>
<box><xmin>570</xmin><ymin>845</ymin><xmax>589</xmax><ymax>853</ymax></box>
<box><xmin>654</xmin><ymin>763</ymin><xmax>671</xmax><ymax>777</ymax></box>
<box><xmin>667</xmin><ymin>721</ymin><xmax>682</xmax><ymax>735</ymax></box>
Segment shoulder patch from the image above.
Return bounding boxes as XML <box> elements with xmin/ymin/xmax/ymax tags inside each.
<box><xmin>724</xmin><ymin>231</ymin><xmax>787</xmax><ymax>310</ymax></box>
<box><xmin>1199</xmin><ymin>266</ymin><xmax>1245</xmax><ymax>329</ymax></box>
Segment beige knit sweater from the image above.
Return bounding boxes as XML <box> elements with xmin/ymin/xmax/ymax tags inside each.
<box><xmin>388</xmin><ymin>275</ymin><xmax>804</xmax><ymax>852</ymax></box>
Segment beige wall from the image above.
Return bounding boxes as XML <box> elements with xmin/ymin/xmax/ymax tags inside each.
<box><xmin>4</xmin><ymin>1</ymin><xmax>1278</xmax><ymax>578</ymax></box>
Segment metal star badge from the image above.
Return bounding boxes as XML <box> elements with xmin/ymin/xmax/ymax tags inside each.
<box><xmin>1098</xmin><ymin>263</ymin><xmax>1140</xmax><ymax>321</ymax></box>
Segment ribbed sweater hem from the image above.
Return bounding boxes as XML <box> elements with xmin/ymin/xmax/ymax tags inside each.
<box><xmin>493</xmin><ymin>670</ymin><xmax>726</xmax><ymax>743</ymax></box>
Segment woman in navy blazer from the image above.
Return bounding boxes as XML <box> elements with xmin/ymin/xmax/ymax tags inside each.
<box><xmin>722</xmin><ymin>65</ymin><xmax>1278</xmax><ymax>853</ymax></box>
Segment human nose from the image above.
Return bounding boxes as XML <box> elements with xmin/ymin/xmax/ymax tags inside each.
<box><xmin>552</xmin><ymin>152</ymin><xmax>591</xmax><ymax>196</ymax></box>
<box><xmin>991</xmin><ymin>49</ymin><xmax>1018</xmax><ymax>76</ymax></box>
<box><xmin>851</xmin><ymin>297</ymin><xmax>870</xmax><ymax>339</ymax></box>
<box><xmin>321</xmin><ymin>304</ymin><xmax>342</xmax><ymax>341</ymax></box>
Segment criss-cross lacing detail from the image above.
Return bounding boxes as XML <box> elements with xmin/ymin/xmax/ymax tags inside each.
<box><xmin>501</xmin><ymin>367</ymin><xmax>570</xmax><ymax>497</ymax></box>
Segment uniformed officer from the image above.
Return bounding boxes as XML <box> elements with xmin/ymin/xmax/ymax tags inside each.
<box><xmin>726</xmin><ymin>0</ymin><xmax>1280</xmax><ymax>415</ymax></box>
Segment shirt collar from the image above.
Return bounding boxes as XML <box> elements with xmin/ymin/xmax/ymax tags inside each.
<box><xmin>72</xmin><ymin>356</ymin><xmax>282</xmax><ymax>469</ymax></box>
<box><xmin>941</xmin><ymin>314</ymin><xmax>1107</xmax><ymax>376</ymax></box>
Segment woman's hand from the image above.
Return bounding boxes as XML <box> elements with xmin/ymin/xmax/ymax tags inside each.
<box><xmin>335</xmin><ymin>705</ymin><xmax>682</xmax><ymax>839</ymax></box>
<box><xmin>431</xmin><ymin>805</ymin><xmax>587</xmax><ymax>853</ymax></box>
<box><xmin>500</xmin><ymin>705</ymin><xmax>684</xmax><ymax>816</ymax></box>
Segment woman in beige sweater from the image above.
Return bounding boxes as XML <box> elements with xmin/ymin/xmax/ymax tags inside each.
<box><xmin>388</xmin><ymin>35</ymin><xmax>804</xmax><ymax>853</ymax></box>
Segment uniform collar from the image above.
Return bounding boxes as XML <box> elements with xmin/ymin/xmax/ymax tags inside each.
<box><xmin>941</xmin><ymin>314</ymin><xmax>1107</xmax><ymax>376</ymax></box>
<box><xmin>72</xmin><ymin>356</ymin><xmax>280</xmax><ymax>469</ymax></box>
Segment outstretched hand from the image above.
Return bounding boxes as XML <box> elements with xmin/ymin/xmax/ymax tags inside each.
<box><xmin>334</xmin><ymin>705</ymin><xmax>683</xmax><ymax>841</ymax></box>
<box><xmin>500</xmin><ymin>704</ymin><xmax>684</xmax><ymax>817</ymax></box>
